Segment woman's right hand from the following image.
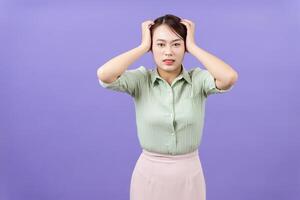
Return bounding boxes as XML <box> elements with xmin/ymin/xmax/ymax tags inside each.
<box><xmin>140</xmin><ymin>20</ymin><xmax>155</xmax><ymax>52</ymax></box>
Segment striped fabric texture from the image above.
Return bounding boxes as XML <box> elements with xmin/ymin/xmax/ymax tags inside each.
<box><xmin>99</xmin><ymin>64</ymin><xmax>233</xmax><ymax>155</ymax></box>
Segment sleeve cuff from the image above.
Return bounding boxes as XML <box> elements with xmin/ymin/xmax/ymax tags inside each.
<box><xmin>205</xmin><ymin>71</ymin><xmax>234</xmax><ymax>95</ymax></box>
<box><xmin>98</xmin><ymin>76</ymin><xmax>120</xmax><ymax>88</ymax></box>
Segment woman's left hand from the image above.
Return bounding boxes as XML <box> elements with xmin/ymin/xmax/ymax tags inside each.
<box><xmin>180</xmin><ymin>18</ymin><xmax>197</xmax><ymax>53</ymax></box>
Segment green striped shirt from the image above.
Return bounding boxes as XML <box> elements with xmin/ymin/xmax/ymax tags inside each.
<box><xmin>99</xmin><ymin>64</ymin><xmax>233</xmax><ymax>155</ymax></box>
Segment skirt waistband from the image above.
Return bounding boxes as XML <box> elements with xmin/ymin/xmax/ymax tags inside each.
<box><xmin>141</xmin><ymin>149</ymin><xmax>199</xmax><ymax>162</ymax></box>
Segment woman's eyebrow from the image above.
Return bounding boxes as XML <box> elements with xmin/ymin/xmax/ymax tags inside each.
<box><xmin>156</xmin><ymin>39</ymin><xmax>182</xmax><ymax>42</ymax></box>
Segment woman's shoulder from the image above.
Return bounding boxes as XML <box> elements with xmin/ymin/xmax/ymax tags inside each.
<box><xmin>121</xmin><ymin>66</ymin><xmax>152</xmax><ymax>84</ymax></box>
<box><xmin>136</xmin><ymin>65</ymin><xmax>148</xmax><ymax>73</ymax></box>
<box><xmin>187</xmin><ymin>67</ymin><xmax>209</xmax><ymax>78</ymax></box>
<box><xmin>127</xmin><ymin>65</ymin><xmax>149</xmax><ymax>75</ymax></box>
<box><xmin>132</xmin><ymin>65</ymin><xmax>154</xmax><ymax>78</ymax></box>
<box><xmin>123</xmin><ymin>65</ymin><xmax>148</xmax><ymax>77</ymax></box>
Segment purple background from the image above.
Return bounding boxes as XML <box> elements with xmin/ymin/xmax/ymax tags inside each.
<box><xmin>1</xmin><ymin>0</ymin><xmax>299</xmax><ymax>199</ymax></box>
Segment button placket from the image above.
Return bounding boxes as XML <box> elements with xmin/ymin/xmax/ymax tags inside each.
<box><xmin>167</xmin><ymin>86</ymin><xmax>176</xmax><ymax>142</ymax></box>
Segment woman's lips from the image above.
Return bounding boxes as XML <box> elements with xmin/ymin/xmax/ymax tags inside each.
<box><xmin>163</xmin><ymin>59</ymin><xmax>175</xmax><ymax>65</ymax></box>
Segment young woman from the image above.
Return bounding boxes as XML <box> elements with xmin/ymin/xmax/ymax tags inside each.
<box><xmin>97</xmin><ymin>14</ymin><xmax>238</xmax><ymax>200</ymax></box>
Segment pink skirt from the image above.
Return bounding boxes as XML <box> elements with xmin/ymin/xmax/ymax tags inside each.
<box><xmin>130</xmin><ymin>149</ymin><xmax>206</xmax><ymax>200</ymax></box>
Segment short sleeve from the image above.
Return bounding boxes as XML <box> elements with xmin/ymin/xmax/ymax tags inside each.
<box><xmin>98</xmin><ymin>66</ymin><xmax>146</xmax><ymax>97</ymax></box>
<box><xmin>194</xmin><ymin>68</ymin><xmax>234</xmax><ymax>97</ymax></box>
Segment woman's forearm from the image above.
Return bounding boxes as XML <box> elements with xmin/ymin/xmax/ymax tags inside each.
<box><xmin>97</xmin><ymin>45</ymin><xmax>148</xmax><ymax>83</ymax></box>
<box><xmin>190</xmin><ymin>45</ymin><xmax>238</xmax><ymax>84</ymax></box>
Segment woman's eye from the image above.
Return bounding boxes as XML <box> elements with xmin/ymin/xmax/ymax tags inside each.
<box><xmin>157</xmin><ymin>43</ymin><xmax>181</xmax><ymax>47</ymax></box>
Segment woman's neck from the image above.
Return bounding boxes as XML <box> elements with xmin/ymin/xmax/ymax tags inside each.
<box><xmin>157</xmin><ymin>64</ymin><xmax>182</xmax><ymax>85</ymax></box>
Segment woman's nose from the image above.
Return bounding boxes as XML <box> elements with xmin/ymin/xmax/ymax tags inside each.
<box><xmin>164</xmin><ymin>46</ymin><xmax>173</xmax><ymax>54</ymax></box>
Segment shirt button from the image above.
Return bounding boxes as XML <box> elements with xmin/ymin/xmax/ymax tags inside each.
<box><xmin>171</xmin><ymin>132</ymin><xmax>175</xmax><ymax>136</ymax></box>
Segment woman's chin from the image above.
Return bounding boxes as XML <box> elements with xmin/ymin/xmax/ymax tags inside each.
<box><xmin>164</xmin><ymin>63</ymin><xmax>180</xmax><ymax>68</ymax></box>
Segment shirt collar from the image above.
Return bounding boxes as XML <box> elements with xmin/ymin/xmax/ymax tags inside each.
<box><xmin>150</xmin><ymin>64</ymin><xmax>192</xmax><ymax>86</ymax></box>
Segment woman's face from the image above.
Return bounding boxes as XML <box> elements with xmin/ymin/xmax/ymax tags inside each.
<box><xmin>151</xmin><ymin>24</ymin><xmax>185</xmax><ymax>73</ymax></box>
